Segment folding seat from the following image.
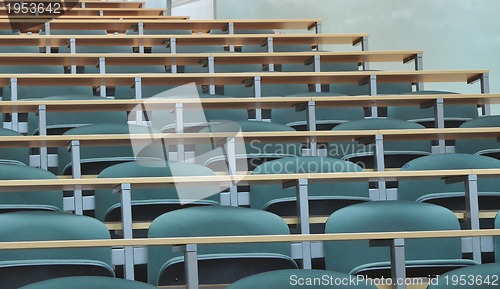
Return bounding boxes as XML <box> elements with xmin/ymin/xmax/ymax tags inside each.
<box><xmin>0</xmin><ymin>164</ymin><xmax>62</xmax><ymax>213</ymax></box>
<box><xmin>19</xmin><ymin>276</ymin><xmax>159</xmax><ymax>289</ymax></box>
<box><xmin>95</xmin><ymin>160</ymin><xmax>221</xmax><ymax>223</ymax></box>
<box><xmin>226</xmin><ymin>269</ymin><xmax>378</xmax><ymax>289</ymax></box>
<box><xmin>323</xmin><ymin>62</ymin><xmax>412</xmax><ymax>97</ymax></box>
<box><xmin>398</xmin><ymin>153</ymin><xmax>500</xmax><ymax>228</ymax></box>
<box><xmin>250</xmin><ymin>156</ymin><xmax>370</xmax><ymax>233</ymax></box>
<box><xmin>387</xmin><ymin>91</ymin><xmax>479</xmax><ymax>128</ymax></box>
<box><xmin>0</xmin><ymin>65</ymin><xmax>92</xmax><ymax>101</ymax></box>
<box><xmin>328</xmin><ymin>118</ymin><xmax>431</xmax><ymax>169</ymax></box>
<box><xmin>147</xmin><ymin>206</ymin><xmax>298</xmax><ymax>286</ymax></box>
<box><xmin>271</xmin><ymin>92</ymin><xmax>365</xmax><ymax>131</ymax></box>
<box><xmin>57</xmin><ymin>123</ymin><xmax>163</xmax><ymax>175</ymax></box>
<box><xmin>0</xmin><ymin>127</ymin><xmax>29</xmax><ymax>165</ymax></box>
<box><xmin>39</xmin><ymin>30</ymin><xmax>112</xmax><ymax>54</ymax></box>
<box><xmin>195</xmin><ymin>120</ymin><xmax>301</xmax><ymax>171</ymax></box>
<box><xmin>324</xmin><ymin>201</ymin><xmax>477</xmax><ymax>277</ymax></box>
<box><xmin>426</xmin><ymin>263</ymin><xmax>500</xmax><ymax>289</ymax></box>
<box><xmin>455</xmin><ymin>115</ymin><xmax>500</xmax><ymax>159</ymax></box>
<box><xmin>0</xmin><ymin>211</ymin><xmax>113</xmax><ymax>289</ymax></box>
<box><xmin>27</xmin><ymin>95</ymin><xmax>128</xmax><ymax>136</ymax></box>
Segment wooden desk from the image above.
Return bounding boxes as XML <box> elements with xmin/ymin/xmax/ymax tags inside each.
<box><xmin>0</xmin><ymin>51</ymin><xmax>422</xmax><ymax>73</ymax></box>
<box><xmin>1</xmin><ymin>18</ymin><xmax>322</xmax><ymax>33</ymax></box>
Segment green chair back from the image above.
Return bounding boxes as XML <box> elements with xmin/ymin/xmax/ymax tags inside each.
<box><xmin>0</xmin><ymin>164</ymin><xmax>62</xmax><ymax>212</ymax></box>
<box><xmin>455</xmin><ymin>115</ymin><xmax>500</xmax><ymax>157</ymax></box>
<box><xmin>387</xmin><ymin>91</ymin><xmax>478</xmax><ymax>127</ymax></box>
<box><xmin>324</xmin><ymin>201</ymin><xmax>466</xmax><ymax>275</ymax></box>
<box><xmin>95</xmin><ymin>160</ymin><xmax>220</xmax><ymax>221</ymax></box>
<box><xmin>398</xmin><ymin>153</ymin><xmax>500</xmax><ymax>201</ymax></box>
<box><xmin>0</xmin><ymin>211</ymin><xmax>113</xmax><ymax>289</ymax></box>
<box><xmin>57</xmin><ymin>123</ymin><xmax>163</xmax><ymax>175</ymax></box>
<box><xmin>27</xmin><ymin>95</ymin><xmax>127</xmax><ymax>136</ymax></box>
<box><xmin>148</xmin><ymin>206</ymin><xmax>295</xmax><ymax>285</ymax></box>
<box><xmin>0</xmin><ymin>128</ymin><xmax>29</xmax><ymax>165</ymax></box>
<box><xmin>250</xmin><ymin>156</ymin><xmax>369</xmax><ymax>213</ymax></box>
<box><xmin>328</xmin><ymin>118</ymin><xmax>431</xmax><ymax>168</ymax></box>
<box><xmin>272</xmin><ymin>92</ymin><xmax>365</xmax><ymax>130</ymax></box>
<box><xmin>19</xmin><ymin>276</ymin><xmax>159</xmax><ymax>289</ymax></box>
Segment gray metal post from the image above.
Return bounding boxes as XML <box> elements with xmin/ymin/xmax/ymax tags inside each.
<box><xmin>434</xmin><ymin>98</ymin><xmax>446</xmax><ymax>153</ymax></box>
<box><xmin>306</xmin><ymin>101</ymin><xmax>317</xmax><ymax>156</ymax></box>
<box><xmin>208</xmin><ymin>56</ymin><xmax>215</xmax><ymax>94</ymax></box>
<box><xmin>69</xmin><ymin>38</ymin><xmax>76</xmax><ymax>54</ymax></box>
<box><xmin>226</xmin><ymin>138</ymin><xmax>238</xmax><ymax>206</ymax></box>
<box><xmin>480</xmin><ymin>73</ymin><xmax>491</xmax><ymax>115</ymax></box>
<box><xmin>313</xmin><ymin>55</ymin><xmax>321</xmax><ymax>92</ymax></box>
<box><xmin>266</xmin><ymin>37</ymin><xmax>274</xmax><ymax>71</ymax></box>
<box><xmin>98</xmin><ymin>57</ymin><xmax>106</xmax><ymax>75</ymax></box>
<box><xmin>227</xmin><ymin>22</ymin><xmax>235</xmax><ymax>52</ymax></box>
<box><xmin>391</xmin><ymin>238</ymin><xmax>407</xmax><ymax>289</ymax></box>
<box><xmin>414</xmin><ymin>53</ymin><xmax>424</xmax><ymax>91</ymax></box>
<box><xmin>44</xmin><ymin>22</ymin><xmax>51</xmax><ymax>54</ymax></box>
<box><xmin>10</xmin><ymin>78</ymin><xmax>18</xmax><ymax>132</ymax></box>
<box><xmin>254</xmin><ymin>76</ymin><xmax>262</xmax><ymax>121</ymax></box>
<box><xmin>361</xmin><ymin>37</ymin><xmax>369</xmax><ymax>70</ymax></box>
<box><xmin>175</xmin><ymin>103</ymin><xmax>185</xmax><ymax>162</ymax></box>
<box><xmin>114</xmin><ymin>183</ymin><xmax>135</xmax><ymax>280</ymax></box>
<box><xmin>465</xmin><ymin>174</ymin><xmax>482</xmax><ymax>263</ymax></box>
<box><xmin>134</xmin><ymin>77</ymin><xmax>143</xmax><ymax>124</ymax></box>
<box><xmin>227</xmin><ymin>22</ymin><xmax>235</xmax><ymax>34</ymax></box>
<box><xmin>315</xmin><ymin>21</ymin><xmax>322</xmax><ymax>34</ymax></box>
<box><xmin>138</xmin><ymin>22</ymin><xmax>145</xmax><ymax>54</ymax></box>
<box><xmin>296</xmin><ymin>178</ymin><xmax>312</xmax><ymax>269</ymax></box>
<box><xmin>374</xmin><ymin>134</ymin><xmax>387</xmax><ymax>200</ymax></box>
<box><xmin>69</xmin><ymin>140</ymin><xmax>83</xmax><ymax>215</ymax></box>
<box><xmin>173</xmin><ymin>244</ymin><xmax>199</xmax><ymax>289</ymax></box>
<box><xmin>38</xmin><ymin>105</ymin><xmax>48</xmax><ymax>170</ymax></box>
<box><xmin>369</xmin><ymin>75</ymin><xmax>378</xmax><ymax>118</ymax></box>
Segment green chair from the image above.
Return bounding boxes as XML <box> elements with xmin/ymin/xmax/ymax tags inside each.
<box><xmin>19</xmin><ymin>276</ymin><xmax>159</xmax><ymax>289</ymax></box>
<box><xmin>455</xmin><ymin>115</ymin><xmax>500</xmax><ymax>159</ymax></box>
<box><xmin>27</xmin><ymin>95</ymin><xmax>128</xmax><ymax>136</ymax></box>
<box><xmin>195</xmin><ymin>120</ymin><xmax>301</xmax><ymax>171</ymax></box>
<box><xmin>328</xmin><ymin>118</ymin><xmax>431</xmax><ymax>169</ymax></box>
<box><xmin>57</xmin><ymin>123</ymin><xmax>163</xmax><ymax>175</ymax></box>
<box><xmin>251</xmin><ymin>156</ymin><xmax>369</xmax><ymax>233</ymax></box>
<box><xmin>426</xmin><ymin>263</ymin><xmax>500</xmax><ymax>289</ymax></box>
<box><xmin>0</xmin><ymin>128</ymin><xmax>29</xmax><ymax>165</ymax></box>
<box><xmin>148</xmin><ymin>206</ymin><xmax>297</xmax><ymax>286</ymax></box>
<box><xmin>226</xmin><ymin>269</ymin><xmax>378</xmax><ymax>289</ymax></box>
<box><xmin>398</xmin><ymin>154</ymin><xmax>500</xmax><ymax>226</ymax></box>
<box><xmin>0</xmin><ymin>211</ymin><xmax>113</xmax><ymax>289</ymax></box>
<box><xmin>158</xmin><ymin>93</ymin><xmax>249</xmax><ymax>133</ymax></box>
<box><xmin>324</xmin><ymin>201</ymin><xmax>477</xmax><ymax>277</ymax></box>
<box><xmin>95</xmin><ymin>160</ymin><xmax>220</xmax><ymax>223</ymax></box>
<box><xmin>0</xmin><ymin>164</ymin><xmax>62</xmax><ymax>213</ymax></box>
<box><xmin>272</xmin><ymin>92</ymin><xmax>365</xmax><ymax>131</ymax></box>
<box><xmin>387</xmin><ymin>91</ymin><xmax>478</xmax><ymax>128</ymax></box>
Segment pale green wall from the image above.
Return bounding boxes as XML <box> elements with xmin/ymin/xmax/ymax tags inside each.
<box><xmin>215</xmin><ymin>0</ymin><xmax>500</xmax><ymax>101</ymax></box>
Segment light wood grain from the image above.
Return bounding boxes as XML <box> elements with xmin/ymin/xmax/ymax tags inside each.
<box><xmin>0</xmin><ymin>70</ymin><xmax>487</xmax><ymax>87</ymax></box>
<box><xmin>0</xmin><ymin>93</ymin><xmax>497</xmax><ymax>113</ymax></box>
